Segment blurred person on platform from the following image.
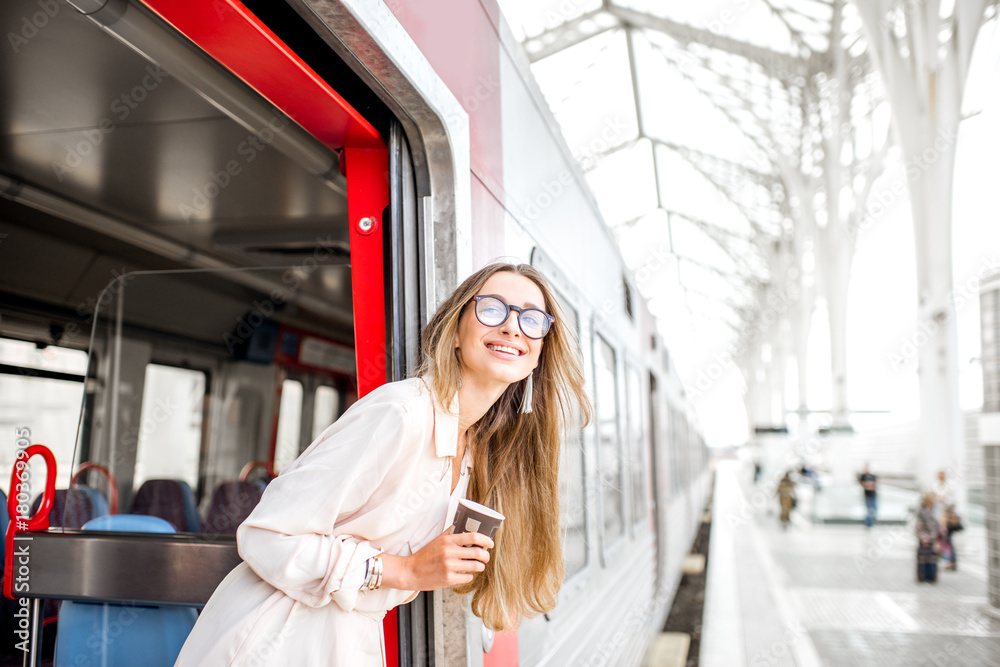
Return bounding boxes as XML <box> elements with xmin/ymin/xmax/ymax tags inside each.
<box><xmin>777</xmin><ymin>472</ymin><xmax>796</xmax><ymax>530</ymax></box>
<box><xmin>915</xmin><ymin>492</ymin><xmax>941</xmax><ymax>582</ymax></box>
<box><xmin>858</xmin><ymin>463</ymin><xmax>877</xmax><ymax>529</ymax></box>
<box><xmin>932</xmin><ymin>470</ymin><xmax>960</xmax><ymax>571</ymax></box>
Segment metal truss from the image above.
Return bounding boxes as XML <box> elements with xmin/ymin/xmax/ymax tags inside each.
<box><xmin>512</xmin><ymin>0</ymin><xmax>892</xmax><ymax>330</ymax></box>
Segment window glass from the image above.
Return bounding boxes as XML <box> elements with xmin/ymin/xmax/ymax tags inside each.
<box><xmin>627</xmin><ymin>366</ymin><xmax>646</xmax><ymax>526</ymax></box>
<box><xmin>557</xmin><ymin>300</ymin><xmax>587</xmax><ymax>577</ymax></box>
<box><xmin>273</xmin><ymin>379</ymin><xmax>303</xmax><ymax>473</ymax></box>
<box><xmin>670</xmin><ymin>408</ymin><xmax>687</xmax><ymax>496</ymax></box>
<box><xmin>595</xmin><ymin>336</ymin><xmax>624</xmax><ymax>546</ymax></box>
<box><xmin>0</xmin><ymin>339</ymin><xmax>88</xmax><ymax>494</ymax></box>
<box><xmin>312</xmin><ymin>385</ymin><xmax>339</xmax><ymax>441</ymax></box>
<box><xmin>133</xmin><ymin>364</ymin><xmax>206</xmax><ymax>491</ymax></box>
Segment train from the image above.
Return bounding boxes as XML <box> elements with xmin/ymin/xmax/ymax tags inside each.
<box><xmin>0</xmin><ymin>0</ymin><xmax>711</xmax><ymax>665</ymax></box>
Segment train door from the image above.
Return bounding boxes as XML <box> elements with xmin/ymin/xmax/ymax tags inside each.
<box><xmin>648</xmin><ymin>371</ymin><xmax>670</xmax><ymax>588</ymax></box>
<box><xmin>0</xmin><ymin>2</ymin><xmax>426</xmax><ymax>665</ymax></box>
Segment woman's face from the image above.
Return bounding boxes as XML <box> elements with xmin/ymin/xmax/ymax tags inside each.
<box><xmin>455</xmin><ymin>272</ymin><xmax>546</xmax><ymax>389</ymax></box>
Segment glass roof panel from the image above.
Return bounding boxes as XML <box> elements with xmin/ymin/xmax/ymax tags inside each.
<box><xmin>669</xmin><ymin>215</ymin><xmax>742</xmax><ymax>277</ymax></box>
<box><xmin>499</xmin><ymin>0</ymin><xmax>604</xmax><ymax>41</ymax></box>
<box><xmin>531</xmin><ymin>29</ymin><xmax>640</xmax><ymax>161</ymax></box>
<box><xmin>585</xmin><ymin>139</ymin><xmax>658</xmax><ymax>226</ymax></box>
<box><xmin>632</xmin><ymin>32</ymin><xmax>765</xmax><ymax>169</ymax></box>
<box><xmin>654</xmin><ymin>145</ymin><xmax>753</xmax><ymax>235</ymax></box>
<box><xmin>613</xmin><ymin>0</ymin><xmax>800</xmax><ymax>55</ymax></box>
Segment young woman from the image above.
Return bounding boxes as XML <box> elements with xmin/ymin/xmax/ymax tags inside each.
<box><xmin>176</xmin><ymin>262</ymin><xmax>591</xmax><ymax>665</ymax></box>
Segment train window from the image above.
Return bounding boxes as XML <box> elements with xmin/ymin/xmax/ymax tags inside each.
<box><xmin>558</xmin><ymin>300</ymin><xmax>587</xmax><ymax>578</ymax></box>
<box><xmin>274</xmin><ymin>379</ymin><xmax>304</xmax><ymax>473</ymax></box>
<box><xmin>623</xmin><ymin>277</ymin><xmax>634</xmax><ymax>320</ymax></box>
<box><xmin>133</xmin><ymin>364</ymin><xmax>206</xmax><ymax>492</ymax></box>
<box><xmin>595</xmin><ymin>336</ymin><xmax>624</xmax><ymax>548</ymax></box>
<box><xmin>312</xmin><ymin>385</ymin><xmax>340</xmax><ymax>440</ymax></box>
<box><xmin>670</xmin><ymin>409</ymin><xmax>688</xmax><ymax>495</ymax></box>
<box><xmin>0</xmin><ymin>339</ymin><xmax>88</xmax><ymax>493</ymax></box>
<box><xmin>626</xmin><ymin>366</ymin><xmax>646</xmax><ymax>528</ymax></box>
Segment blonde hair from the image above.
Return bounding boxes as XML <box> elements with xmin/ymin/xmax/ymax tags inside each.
<box><xmin>418</xmin><ymin>263</ymin><xmax>592</xmax><ymax>630</ymax></box>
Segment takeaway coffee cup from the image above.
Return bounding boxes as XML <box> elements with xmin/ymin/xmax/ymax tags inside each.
<box><xmin>451</xmin><ymin>499</ymin><xmax>504</xmax><ymax>540</ymax></box>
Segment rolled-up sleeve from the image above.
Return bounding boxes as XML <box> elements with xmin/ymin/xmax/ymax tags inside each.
<box><xmin>237</xmin><ymin>400</ymin><xmax>415</xmax><ymax>611</ymax></box>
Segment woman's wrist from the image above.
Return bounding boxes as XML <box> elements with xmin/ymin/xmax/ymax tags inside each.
<box><xmin>380</xmin><ymin>553</ymin><xmax>412</xmax><ymax>590</ymax></box>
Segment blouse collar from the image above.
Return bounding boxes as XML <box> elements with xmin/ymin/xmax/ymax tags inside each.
<box><xmin>421</xmin><ymin>376</ymin><xmax>470</xmax><ymax>467</ymax></box>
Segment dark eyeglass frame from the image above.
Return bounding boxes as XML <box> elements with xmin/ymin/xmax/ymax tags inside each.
<box><xmin>471</xmin><ymin>295</ymin><xmax>555</xmax><ymax>339</ymax></box>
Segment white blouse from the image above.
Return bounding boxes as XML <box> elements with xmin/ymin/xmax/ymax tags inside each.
<box><xmin>175</xmin><ymin>377</ymin><xmax>471</xmax><ymax>666</ymax></box>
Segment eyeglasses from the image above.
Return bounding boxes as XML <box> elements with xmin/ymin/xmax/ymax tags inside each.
<box><xmin>472</xmin><ymin>295</ymin><xmax>554</xmax><ymax>339</ymax></box>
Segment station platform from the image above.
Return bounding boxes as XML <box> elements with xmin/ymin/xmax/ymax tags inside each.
<box><xmin>701</xmin><ymin>460</ymin><xmax>1000</xmax><ymax>666</ymax></box>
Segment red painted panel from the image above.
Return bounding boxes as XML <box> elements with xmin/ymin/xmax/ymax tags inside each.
<box><xmin>345</xmin><ymin>144</ymin><xmax>395</xmax><ymax>666</ymax></box>
<box><xmin>471</xmin><ymin>174</ymin><xmax>506</xmax><ymax>269</ymax></box>
<box><xmin>138</xmin><ymin>0</ymin><xmax>383</xmax><ymax>150</ymax></box>
<box><xmin>346</xmin><ymin>146</ymin><xmax>389</xmax><ymax>397</ymax></box>
<box><xmin>387</xmin><ymin>0</ymin><xmax>506</xmax><ymax>260</ymax></box>
<box><xmin>483</xmin><ymin>630</ymin><xmax>519</xmax><ymax>667</ymax></box>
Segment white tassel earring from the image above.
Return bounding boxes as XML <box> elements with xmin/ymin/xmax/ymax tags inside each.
<box><xmin>520</xmin><ymin>372</ymin><xmax>533</xmax><ymax>414</ymax></box>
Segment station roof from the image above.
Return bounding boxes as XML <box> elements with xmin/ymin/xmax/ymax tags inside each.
<box><xmin>497</xmin><ymin>0</ymin><xmax>887</xmax><ymax>353</ymax></box>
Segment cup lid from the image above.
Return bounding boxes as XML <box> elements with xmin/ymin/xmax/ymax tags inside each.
<box><xmin>458</xmin><ymin>498</ymin><xmax>505</xmax><ymax>521</ymax></box>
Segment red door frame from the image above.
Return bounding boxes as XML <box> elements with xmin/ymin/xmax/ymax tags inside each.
<box><xmin>136</xmin><ymin>1</ymin><xmax>396</xmax><ymax>661</ymax></box>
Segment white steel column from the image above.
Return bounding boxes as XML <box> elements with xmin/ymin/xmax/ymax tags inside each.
<box><xmin>821</xmin><ymin>0</ymin><xmax>853</xmax><ymax>427</ymax></box>
<box><xmin>857</xmin><ymin>0</ymin><xmax>991</xmax><ymax>490</ymax></box>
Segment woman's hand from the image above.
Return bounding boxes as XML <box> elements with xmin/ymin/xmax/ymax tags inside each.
<box><xmin>382</xmin><ymin>530</ymin><xmax>494</xmax><ymax>591</ymax></box>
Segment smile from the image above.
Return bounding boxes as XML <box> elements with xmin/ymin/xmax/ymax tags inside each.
<box><xmin>486</xmin><ymin>343</ymin><xmax>524</xmax><ymax>356</ymax></box>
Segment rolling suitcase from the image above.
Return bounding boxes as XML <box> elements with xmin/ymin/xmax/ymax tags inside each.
<box><xmin>917</xmin><ymin>543</ymin><xmax>937</xmax><ymax>582</ymax></box>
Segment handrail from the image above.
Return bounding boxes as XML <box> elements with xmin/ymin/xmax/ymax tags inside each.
<box><xmin>71</xmin><ymin>462</ymin><xmax>119</xmax><ymax>515</ymax></box>
<box><xmin>239</xmin><ymin>460</ymin><xmax>273</xmax><ymax>481</ymax></box>
<box><xmin>4</xmin><ymin>444</ymin><xmax>57</xmax><ymax>599</ymax></box>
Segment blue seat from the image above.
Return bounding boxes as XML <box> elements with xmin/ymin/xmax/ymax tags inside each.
<box><xmin>53</xmin><ymin>515</ymin><xmax>198</xmax><ymax>667</ymax></box>
<box><xmin>201</xmin><ymin>480</ymin><xmax>265</xmax><ymax>534</ymax></box>
<box><xmin>30</xmin><ymin>487</ymin><xmax>110</xmax><ymax>529</ymax></box>
<box><xmin>129</xmin><ymin>479</ymin><xmax>200</xmax><ymax>533</ymax></box>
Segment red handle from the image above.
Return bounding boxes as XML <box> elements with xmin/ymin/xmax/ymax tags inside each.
<box><xmin>71</xmin><ymin>462</ymin><xmax>119</xmax><ymax>515</ymax></box>
<box><xmin>239</xmin><ymin>460</ymin><xmax>272</xmax><ymax>481</ymax></box>
<box><xmin>4</xmin><ymin>445</ymin><xmax>57</xmax><ymax>599</ymax></box>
